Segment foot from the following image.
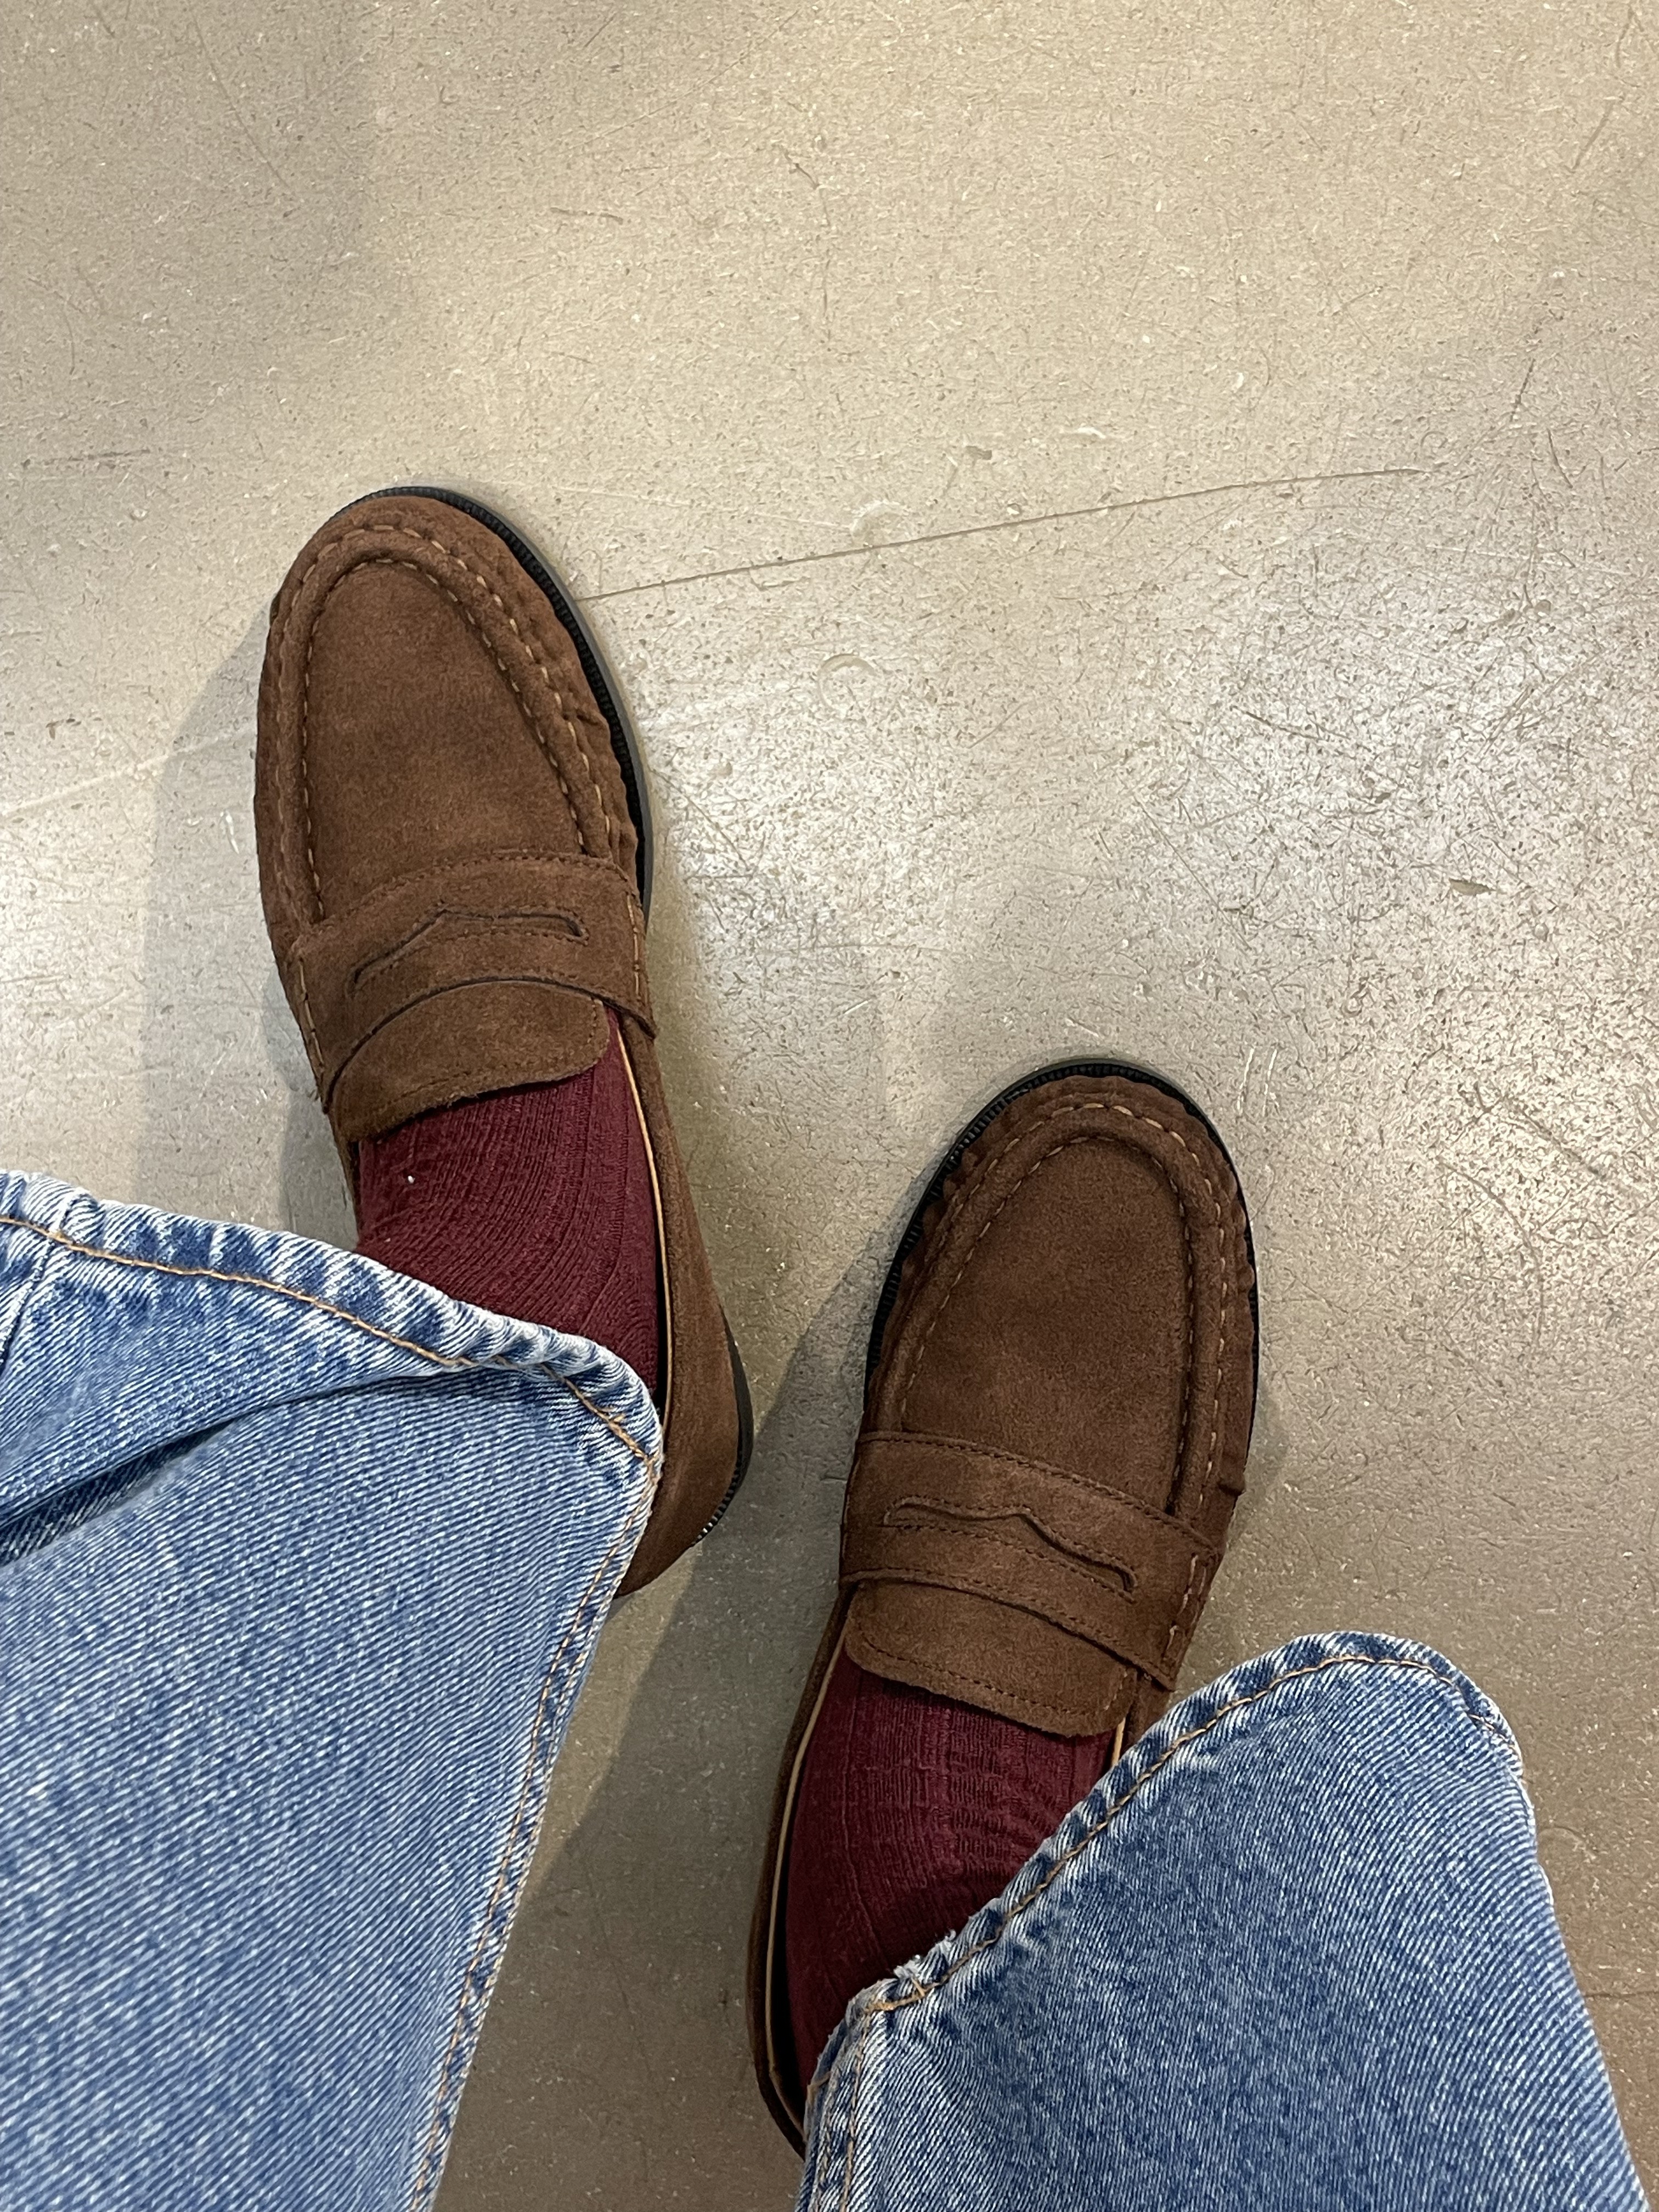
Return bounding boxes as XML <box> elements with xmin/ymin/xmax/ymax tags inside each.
<box><xmin>750</xmin><ymin>1064</ymin><xmax>1257</xmax><ymax>2142</ymax></box>
<box><xmin>255</xmin><ymin>489</ymin><xmax>749</xmax><ymax>1587</ymax></box>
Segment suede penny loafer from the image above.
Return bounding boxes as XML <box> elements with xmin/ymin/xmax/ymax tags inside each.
<box><xmin>749</xmin><ymin>1061</ymin><xmax>1258</xmax><ymax>2143</ymax></box>
<box><xmin>255</xmin><ymin>488</ymin><xmax>751</xmax><ymax>1591</ymax></box>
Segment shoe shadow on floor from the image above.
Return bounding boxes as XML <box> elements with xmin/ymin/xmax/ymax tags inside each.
<box><xmin>435</xmin><ymin>1248</ymin><xmax>873</xmax><ymax>2212</ymax></box>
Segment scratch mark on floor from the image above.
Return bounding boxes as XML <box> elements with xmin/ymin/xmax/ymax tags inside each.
<box><xmin>24</xmin><ymin>448</ymin><xmax>155</xmax><ymax>469</ymax></box>
<box><xmin>1571</xmin><ymin>94</ymin><xmax>1621</xmax><ymax>171</ymax></box>
<box><xmin>584</xmin><ymin>466</ymin><xmax>1429</xmax><ymax>602</ymax></box>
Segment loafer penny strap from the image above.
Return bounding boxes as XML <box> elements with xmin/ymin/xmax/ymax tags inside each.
<box><xmin>840</xmin><ymin>1431</ymin><xmax>1219</xmax><ymax>1690</ymax></box>
<box><xmin>286</xmin><ymin>850</ymin><xmax>653</xmax><ymax>1115</ymax></box>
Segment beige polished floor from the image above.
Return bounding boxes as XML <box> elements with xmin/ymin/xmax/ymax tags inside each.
<box><xmin>7</xmin><ymin>0</ymin><xmax>1658</xmax><ymax>2203</ymax></box>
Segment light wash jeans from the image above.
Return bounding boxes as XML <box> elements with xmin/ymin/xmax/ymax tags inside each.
<box><xmin>0</xmin><ymin>1172</ymin><xmax>1644</xmax><ymax>2211</ymax></box>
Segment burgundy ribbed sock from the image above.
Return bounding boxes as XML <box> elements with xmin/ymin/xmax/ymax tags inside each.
<box><xmin>784</xmin><ymin>1653</ymin><xmax>1119</xmax><ymax>2078</ymax></box>
<box><xmin>354</xmin><ymin>1012</ymin><xmax>661</xmax><ymax>1395</ymax></box>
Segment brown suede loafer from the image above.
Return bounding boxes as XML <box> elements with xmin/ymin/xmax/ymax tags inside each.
<box><xmin>255</xmin><ymin>488</ymin><xmax>749</xmax><ymax>1591</ymax></box>
<box><xmin>748</xmin><ymin>1062</ymin><xmax>1257</xmax><ymax>2145</ymax></box>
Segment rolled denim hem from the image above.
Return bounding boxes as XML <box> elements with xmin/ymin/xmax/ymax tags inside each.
<box><xmin>801</xmin><ymin>1630</ymin><xmax>1644</xmax><ymax>2212</ymax></box>
<box><xmin>0</xmin><ymin>1167</ymin><xmax>662</xmax><ymax>1475</ymax></box>
<box><xmin>0</xmin><ymin>1169</ymin><xmax>662</xmax><ymax>2212</ymax></box>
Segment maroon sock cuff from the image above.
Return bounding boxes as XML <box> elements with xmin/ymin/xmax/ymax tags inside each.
<box><xmin>783</xmin><ymin>1654</ymin><xmax>1118</xmax><ymax>2078</ymax></box>
<box><xmin>353</xmin><ymin>1013</ymin><xmax>661</xmax><ymax>1395</ymax></box>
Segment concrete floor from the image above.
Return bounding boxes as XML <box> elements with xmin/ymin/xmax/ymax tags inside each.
<box><xmin>7</xmin><ymin>0</ymin><xmax>1658</xmax><ymax>2201</ymax></box>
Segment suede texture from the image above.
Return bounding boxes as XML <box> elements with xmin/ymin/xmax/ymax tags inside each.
<box><xmin>256</xmin><ymin>493</ymin><xmax>739</xmax><ymax>1592</ymax></box>
<box><xmin>848</xmin><ymin>1073</ymin><xmax>1256</xmax><ymax>1737</ymax></box>
<box><xmin>747</xmin><ymin>1068</ymin><xmax>1258</xmax><ymax>2147</ymax></box>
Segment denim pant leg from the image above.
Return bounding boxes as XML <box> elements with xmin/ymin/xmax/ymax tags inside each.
<box><xmin>800</xmin><ymin>1632</ymin><xmax>1646</xmax><ymax>2212</ymax></box>
<box><xmin>0</xmin><ymin>1170</ymin><xmax>660</xmax><ymax>2212</ymax></box>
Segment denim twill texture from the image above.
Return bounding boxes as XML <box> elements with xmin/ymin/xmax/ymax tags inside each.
<box><xmin>0</xmin><ymin>1170</ymin><xmax>659</xmax><ymax>2212</ymax></box>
